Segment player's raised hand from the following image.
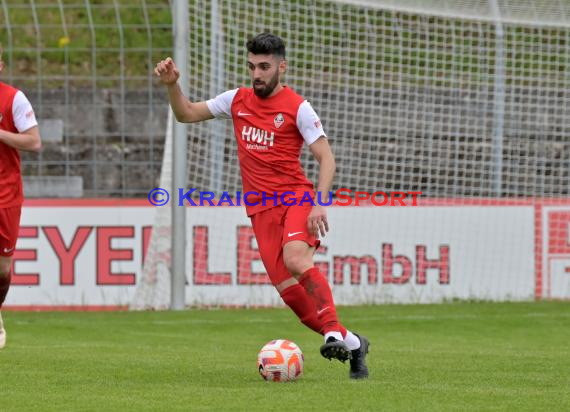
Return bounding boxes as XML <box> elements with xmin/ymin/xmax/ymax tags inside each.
<box><xmin>154</xmin><ymin>57</ymin><xmax>179</xmax><ymax>85</ymax></box>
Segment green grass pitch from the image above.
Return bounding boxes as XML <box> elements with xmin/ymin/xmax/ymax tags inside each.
<box><xmin>1</xmin><ymin>302</ymin><xmax>569</xmax><ymax>411</ymax></box>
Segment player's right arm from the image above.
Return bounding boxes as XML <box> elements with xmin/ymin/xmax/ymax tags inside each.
<box><xmin>154</xmin><ymin>57</ymin><xmax>214</xmax><ymax>123</ymax></box>
<box><xmin>0</xmin><ymin>126</ymin><xmax>41</xmax><ymax>152</ymax></box>
<box><xmin>0</xmin><ymin>91</ymin><xmax>41</xmax><ymax>152</ymax></box>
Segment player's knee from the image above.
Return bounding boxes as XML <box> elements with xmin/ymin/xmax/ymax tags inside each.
<box><xmin>0</xmin><ymin>260</ymin><xmax>11</xmax><ymax>279</ymax></box>
<box><xmin>284</xmin><ymin>241</ymin><xmax>314</xmax><ymax>277</ymax></box>
<box><xmin>283</xmin><ymin>251</ymin><xmax>310</xmax><ymax>278</ymax></box>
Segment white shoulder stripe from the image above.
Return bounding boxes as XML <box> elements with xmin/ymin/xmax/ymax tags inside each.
<box><xmin>12</xmin><ymin>90</ymin><xmax>38</xmax><ymax>133</ymax></box>
<box><xmin>206</xmin><ymin>88</ymin><xmax>239</xmax><ymax>119</ymax></box>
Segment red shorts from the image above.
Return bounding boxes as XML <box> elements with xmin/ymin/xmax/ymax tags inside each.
<box><xmin>0</xmin><ymin>206</ymin><xmax>21</xmax><ymax>257</ymax></box>
<box><xmin>250</xmin><ymin>203</ymin><xmax>320</xmax><ymax>287</ymax></box>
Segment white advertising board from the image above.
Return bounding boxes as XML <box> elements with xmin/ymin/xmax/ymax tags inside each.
<box><xmin>5</xmin><ymin>201</ymin><xmax>537</xmax><ymax>308</ymax></box>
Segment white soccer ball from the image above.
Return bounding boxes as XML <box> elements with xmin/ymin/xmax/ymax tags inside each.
<box><xmin>257</xmin><ymin>339</ymin><xmax>304</xmax><ymax>382</ymax></box>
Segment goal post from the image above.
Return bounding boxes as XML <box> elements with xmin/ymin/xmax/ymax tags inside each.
<box><xmin>131</xmin><ymin>0</ymin><xmax>570</xmax><ymax>309</ymax></box>
<box><xmin>171</xmin><ymin>0</ymin><xmax>190</xmax><ymax>311</ymax></box>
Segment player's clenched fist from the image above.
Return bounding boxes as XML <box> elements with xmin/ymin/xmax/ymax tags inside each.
<box><xmin>154</xmin><ymin>57</ymin><xmax>179</xmax><ymax>85</ymax></box>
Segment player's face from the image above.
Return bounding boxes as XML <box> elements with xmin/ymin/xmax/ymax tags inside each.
<box><xmin>247</xmin><ymin>53</ymin><xmax>286</xmax><ymax>98</ymax></box>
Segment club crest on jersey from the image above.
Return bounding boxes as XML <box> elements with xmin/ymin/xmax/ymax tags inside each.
<box><xmin>274</xmin><ymin>113</ymin><xmax>284</xmax><ymax>129</ymax></box>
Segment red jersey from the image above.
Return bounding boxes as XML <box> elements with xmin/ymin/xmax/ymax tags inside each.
<box><xmin>207</xmin><ymin>86</ymin><xmax>326</xmax><ymax>216</ymax></box>
<box><xmin>0</xmin><ymin>82</ymin><xmax>38</xmax><ymax>208</ymax></box>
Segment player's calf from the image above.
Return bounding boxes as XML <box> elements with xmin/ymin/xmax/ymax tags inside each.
<box><xmin>279</xmin><ymin>283</ymin><xmax>323</xmax><ymax>334</ymax></box>
<box><xmin>0</xmin><ymin>312</ymin><xmax>6</xmax><ymax>349</ymax></box>
<box><xmin>0</xmin><ymin>257</ymin><xmax>12</xmax><ymax>350</ymax></box>
<box><xmin>0</xmin><ymin>259</ymin><xmax>12</xmax><ymax>308</ymax></box>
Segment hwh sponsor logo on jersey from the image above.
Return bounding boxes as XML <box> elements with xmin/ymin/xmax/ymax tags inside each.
<box><xmin>241</xmin><ymin>126</ymin><xmax>274</xmax><ymax>147</ymax></box>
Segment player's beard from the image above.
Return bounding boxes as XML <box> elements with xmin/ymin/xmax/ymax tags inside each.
<box><xmin>253</xmin><ymin>69</ymin><xmax>280</xmax><ymax>98</ymax></box>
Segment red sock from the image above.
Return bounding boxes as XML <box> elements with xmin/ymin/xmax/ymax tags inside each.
<box><xmin>280</xmin><ymin>283</ymin><xmax>323</xmax><ymax>335</ymax></box>
<box><xmin>299</xmin><ymin>267</ymin><xmax>346</xmax><ymax>337</ymax></box>
<box><xmin>0</xmin><ymin>271</ymin><xmax>11</xmax><ymax>309</ymax></box>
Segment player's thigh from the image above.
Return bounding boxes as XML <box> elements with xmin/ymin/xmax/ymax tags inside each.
<box><xmin>0</xmin><ymin>206</ymin><xmax>21</xmax><ymax>276</ymax></box>
<box><xmin>281</xmin><ymin>204</ymin><xmax>319</xmax><ymax>273</ymax></box>
<box><xmin>250</xmin><ymin>206</ymin><xmax>292</xmax><ymax>286</ymax></box>
<box><xmin>282</xmin><ymin>203</ymin><xmax>320</xmax><ymax>249</ymax></box>
<box><xmin>282</xmin><ymin>204</ymin><xmax>320</xmax><ymax>248</ymax></box>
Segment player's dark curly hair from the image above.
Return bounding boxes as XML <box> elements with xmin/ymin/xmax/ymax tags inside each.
<box><xmin>246</xmin><ymin>33</ymin><xmax>285</xmax><ymax>59</ymax></box>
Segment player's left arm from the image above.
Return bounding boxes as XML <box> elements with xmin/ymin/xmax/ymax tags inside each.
<box><xmin>297</xmin><ymin>101</ymin><xmax>335</xmax><ymax>237</ymax></box>
<box><xmin>308</xmin><ymin>136</ymin><xmax>336</xmax><ymax>237</ymax></box>
<box><xmin>0</xmin><ymin>125</ymin><xmax>41</xmax><ymax>152</ymax></box>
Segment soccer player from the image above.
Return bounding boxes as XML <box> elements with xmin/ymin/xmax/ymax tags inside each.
<box><xmin>0</xmin><ymin>46</ymin><xmax>42</xmax><ymax>349</ymax></box>
<box><xmin>155</xmin><ymin>33</ymin><xmax>369</xmax><ymax>378</ymax></box>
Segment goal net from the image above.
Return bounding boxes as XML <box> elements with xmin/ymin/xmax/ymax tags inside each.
<box><xmin>131</xmin><ymin>0</ymin><xmax>570</xmax><ymax>309</ymax></box>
